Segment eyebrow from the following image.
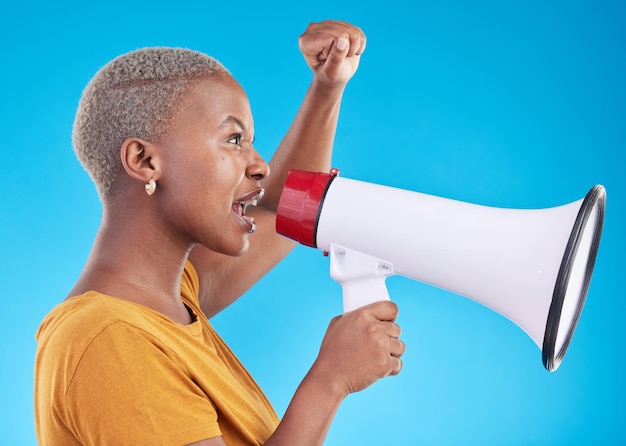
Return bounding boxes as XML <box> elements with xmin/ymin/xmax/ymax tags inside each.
<box><xmin>219</xmin><ymin>116</ymin><xmax>255</xmax><ymax>143</ymax></box>
<box><xmin>219</xmin><ymin>116</ymin><xmax>247</xmax><ymax>132</ymax></box>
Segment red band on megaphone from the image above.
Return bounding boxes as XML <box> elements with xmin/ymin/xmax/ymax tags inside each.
<box><xmin>276</xmin><ymin>168</ymin><xmax>339</xmax><ymax>247</ymax></box>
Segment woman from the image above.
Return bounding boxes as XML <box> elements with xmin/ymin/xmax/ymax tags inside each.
<box><xmin>35</xmin><ymin>20</ymin><xmax>405</xmax><ymax>445</ymax></box>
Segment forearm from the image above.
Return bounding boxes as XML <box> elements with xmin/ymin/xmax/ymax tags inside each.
<box><xmin>261</xmin><ymin>79</ymin><xmax>346</xmax><ymax>210</ymax></box>
<box><xmin>264</xmin><ymin>366</ymin><xmax>346</xmax><ymax>446</ymax></box>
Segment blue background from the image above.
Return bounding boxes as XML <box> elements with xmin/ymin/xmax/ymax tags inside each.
<box><xmin>2</xmin><ymin>1</ymin><xmax>624</xmax><ymax>444</ymax></box>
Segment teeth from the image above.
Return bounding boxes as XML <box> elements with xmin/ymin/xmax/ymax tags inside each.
<box><xmin>247</xmin><ymin>217</ymin><xmax>256</xmax><ymax>233</ymax></box>
<box><xmin>253</xmin><ymin>189</ymin><xmax>265</xmax><ymax>200</ymax></box>
<box><xmin>235</xmin><ymin>188</ymin><xmax>264</xmax><ymax>220</ymax></box>
<box><xmin>241</xmin><ymin>190</ymin><xmax>264</xmax><ymax>215</ymax></box>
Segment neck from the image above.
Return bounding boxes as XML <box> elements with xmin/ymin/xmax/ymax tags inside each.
<box><xmin>68</xmin><ymin>202</ymin><xmax>194</xmax><ymax>324</ymax></box>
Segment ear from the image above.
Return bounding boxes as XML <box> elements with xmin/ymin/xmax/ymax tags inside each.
<box><xmin>120</xmin><ymin>137</ymin><xmax>162</xmax><ymax>184</ymax></box>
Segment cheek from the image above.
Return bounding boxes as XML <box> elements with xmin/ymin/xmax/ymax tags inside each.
<box><xmin>211</xmin><ymin>155</ymin><xmax>245</xmax><ymax>186</ymax></box>
<box><xmin>170</xmin><ymin>149</ymin><xmax>244</xmax><ymax>207</ymax></box>
<box><xmin>193</xmin><ymin>160</ymin><xmax>239</xmax><ymax>211</ymax></box>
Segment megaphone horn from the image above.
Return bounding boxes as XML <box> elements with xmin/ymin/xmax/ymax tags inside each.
<box><xmin>276</xmin><ymin>168</ymin><xmax>605</xmax><ymax>371</ymax></box>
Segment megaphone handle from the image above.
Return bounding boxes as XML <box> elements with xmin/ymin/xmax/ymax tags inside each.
<box><xmin>340</xmin><ymin>277</ymin><xmax>392</xmax><ymax>313</ymax></box>
<box><xmin>328</xmin><ymin>245</ymin><xmax>394</xmax><ymax>313</ymax></box>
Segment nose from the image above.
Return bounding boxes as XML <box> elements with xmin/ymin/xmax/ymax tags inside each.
<box><xmin>246</xmin><ymin>147</ymin><xmax>270</xmax><ymax>181</ymax></box>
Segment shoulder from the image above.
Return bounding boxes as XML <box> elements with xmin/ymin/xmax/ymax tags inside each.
<box><xmin>35</xmin><ymin>291</ymin><xmax>182</xmax><ymax>373</ymax></box>
<box><xmin>35</xmin><ymin>293</ymin><xmax>154</xmax><ymax>414</ymax></box>
<box><xmin>35</xmin><ymin>294</ymin><xmax>152</xmax><ymax>377</ymax></box>
<box><xmin>36</xmin><ymin>293</ymin><xmax>127</xmax><ymax>345</ymax></box>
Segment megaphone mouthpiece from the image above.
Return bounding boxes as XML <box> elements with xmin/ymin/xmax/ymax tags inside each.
<box><xmin>275</xmin><ymin>168</ymin><xmax>340</xmax><ymax>248</ymax></box>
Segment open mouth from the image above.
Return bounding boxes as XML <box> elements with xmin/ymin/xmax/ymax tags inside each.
<box><xmin>233</xmin><ymin>188</ymin><xmax>265</xmax><ymax>233</ymax></box>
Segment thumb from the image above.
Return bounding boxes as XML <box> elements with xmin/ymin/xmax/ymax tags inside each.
<box><xmin>316</xmin><ymin>36</ymin><xmax>350</xmax><ymax>79</ymax></box>
<box><xmin>317</xmin><ymin>36</ymin><xmax>349</xmax><ymax>62</ymax></box>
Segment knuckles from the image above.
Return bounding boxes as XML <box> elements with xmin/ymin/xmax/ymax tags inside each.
<box><xmin>322</xmin><ymin>300</ymin><xmax>406</xmax><ymax>393</ymax></box>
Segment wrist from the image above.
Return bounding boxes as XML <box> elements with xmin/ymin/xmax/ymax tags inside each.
<box><xmin>308</xmin><ymin>76</ymin><xmax>348</xmax><ymax>100</ymax></box>
<box><xmin>305</xmin><ymin>359</ymin><xmax>350</xmax><ymax>402</ymax></box>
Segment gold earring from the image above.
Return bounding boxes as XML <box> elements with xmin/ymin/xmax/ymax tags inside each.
<box><xmin>145</xmin><ymin>178</ymin><xmax>156</xmax><ymax>196</ymax></box>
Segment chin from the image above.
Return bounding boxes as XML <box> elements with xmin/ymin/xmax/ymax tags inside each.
<box><xmin>224</xmin><ymin>239</ymin><xmax>251</xmax><ymax>258</ymax></box>
<box><xmin>199</xmin><ymin>231</ymin><xmax>251</xmax><ymax>258</ymax></box>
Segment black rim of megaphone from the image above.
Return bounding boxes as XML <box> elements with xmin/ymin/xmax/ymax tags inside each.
<box><xmin>542</xmin><ymin>185</ymin><xmax>605</xmax><ymax>372</ymax></box>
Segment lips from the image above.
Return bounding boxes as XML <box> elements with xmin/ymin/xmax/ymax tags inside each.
<box><xmin>233</xmin><ymin>188</ymin><xmax>265</xmax><ymax>233</ymax></box>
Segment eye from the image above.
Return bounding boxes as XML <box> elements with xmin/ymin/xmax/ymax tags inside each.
<box><xmin>227</xmin><ymin>132</ymin><xmax>243</xmax><ymax>146</ymax></box>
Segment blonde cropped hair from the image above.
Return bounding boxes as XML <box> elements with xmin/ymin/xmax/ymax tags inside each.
<box><xmin>72</xmin><ymin>47</ymin><xmax>228</xmax><ymax>198</ymax></box>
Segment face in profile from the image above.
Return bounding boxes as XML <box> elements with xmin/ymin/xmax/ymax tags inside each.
<box><xmin>151</xmin><ymin>74</ymin><xmax>270</xmax><ymax>256</ymax></box>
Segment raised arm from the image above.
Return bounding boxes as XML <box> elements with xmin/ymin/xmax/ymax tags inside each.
<box><xmin>191</xmin><ymin>20</ymin><xmax>366</xmax><ymax>318</ymax></box>
<box><xmin>260</xmin><ymin>20</ymin><xmax>366</xmax><ymax>208</ymax></box>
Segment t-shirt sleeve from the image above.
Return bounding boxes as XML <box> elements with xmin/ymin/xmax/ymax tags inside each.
<box><xmin>63</xmin><ymin>321</ymin><xmax>222</xmax><ymax>445</ymax></box>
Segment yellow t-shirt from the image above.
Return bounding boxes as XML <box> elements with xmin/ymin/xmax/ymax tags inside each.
<box><xmin>34</xmin><ymin>262</ymin><xmax>279</xmax><ymax>445</ymax></box>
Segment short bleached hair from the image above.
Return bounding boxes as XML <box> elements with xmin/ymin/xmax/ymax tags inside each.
<box><xmin>72</xmin><ymin>47</ymin><xmax>229</xmax><ymax>198</ymax></box>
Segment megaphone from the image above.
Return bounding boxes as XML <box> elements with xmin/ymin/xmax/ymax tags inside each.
<box><xmin>276</xmin><ymin>168</ymin><xmax>605</xmax><ymax>371</ymax></box>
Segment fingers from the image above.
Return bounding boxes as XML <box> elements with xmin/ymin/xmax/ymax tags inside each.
<box><xmin>386</xmin><ymin>321</ymin><xmax>402</xmax><ymax>340</ymax></box>
<box><xmin>299</xmin><ymin>20</ymin><xmax>366</xmax><ymax>56</ymax></box>
<box><xmin>300</xmin><ymin>20</ymin><xmax>366</xmax><ymax>61</ymax></box>
<box><xmin>389</xmin><ymin>337</ymin><xmax>406</xmax><ymax>358</ymax></box>
<box><xmin>298</xmin><ymin>20</ymin><xmax>366</xmax><ymax>85</ymax></box>
<box><xmin>344</xmin><ymin>24</ymin><xmax>366</xmax><ymax>58</ymax></box>
<box><xmin>363</xmin><ymin>302</ymin><xmax>405</xmax><ymax>377</ymax></box>
<box><xmin>385</xmin><ymin>320</ymin><xmax>405</xmax><ymax>376</ymax></box>
<box><xmin>389</xmin><ymin>356</ymin><xmax>403</xmax><ymax>377</ymax></box>
<box><xmin>325</xmin><ymin>20</ymin><xmax>366</xmax><ymax>56</ymax></box>
<box><xmin>385</xmin><ymin>335</ymin><xmax>405</xmax><ymax>377</ymax></box>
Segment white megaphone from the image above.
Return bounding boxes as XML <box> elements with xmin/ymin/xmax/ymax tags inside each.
<box><xmin>276</xmin><ymin>168</ymin><xmax>605</xmax><ymax>371</ymax></box>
